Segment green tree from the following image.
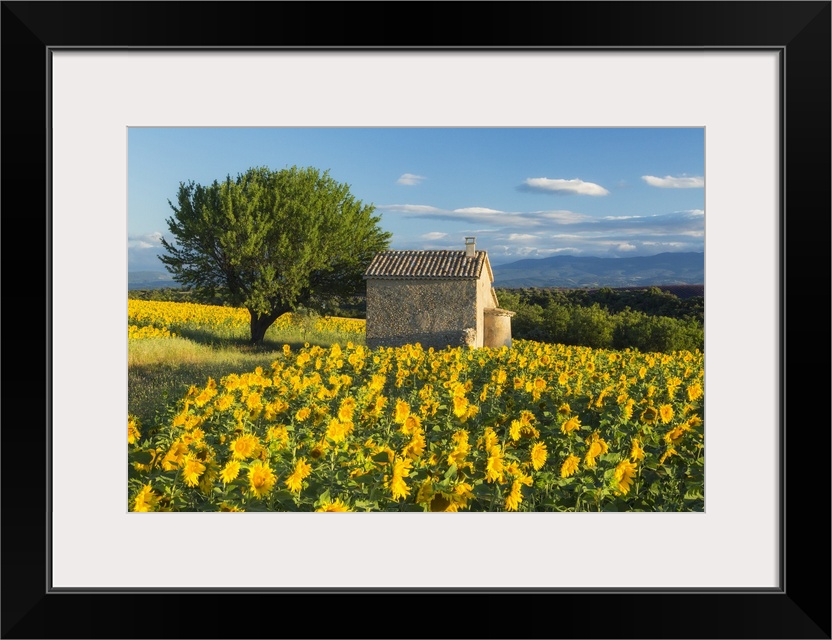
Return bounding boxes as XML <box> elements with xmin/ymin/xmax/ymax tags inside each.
<box><xmin>497</xmin><ymin>290</ymin><xmax>551</xmax><ymax>341</ymax></box>
<box><xmin>563</xmin><ymin>303</ymin><xmax>614</xmax><ymax>349</ymax></box>
<box><xmin>159</xmin><ymin>165</ymin><xmax>391</xmax><ymax>344</ymax></box>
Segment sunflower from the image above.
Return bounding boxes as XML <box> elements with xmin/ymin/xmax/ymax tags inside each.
<box><xmin>505</xmin><ymin>480</ymin><xmax>524</xmax><ymax>511</ymax></box>
<box><xmin>451</xmin><ymin>482</ymin><xmax>474</xmax><ymax>510</ymax></box>
<box><xmin>659</xmin><ymin>404</ymin><xmax>674</xmax><ymax>424</ymax></box>
<box><xmin>583</xmin><ymin>432</ymin><xmax>609</xmax><ymax>468</ymax></box>
<box><xmin>248</xmin><ymin>461</ymin><xmax>277</xmax><ymax>499</ymax></box>
<box><xmin>482</xmin><ymin>427</ymin><xmax>499</xmax><ymax>451</ymax></box>
<box><xmin>326</xmin><ymin>418</ymin><xmax>352</xmax><ymax>443</ymax></box>
<box><xmin>181</xmin><ymin>455</ymin><xmax>207</xmax><ymax>487</ymax></box>
<box><xmin>630</xmin><ymin>438</ymin><xmax>645</xmax><ymax>462</ymax></box>
<box><xmin>401</xmin><ymin>413</ymin><xmax>421</xmax><ymax>435</ymax></box>
<box><xmin>394</xmin><ymin>399</ymin><xmax>411</xmax><ymax>424</ymax></box>
<box><xmin>285</xmin><ymin>457</ymin><xmax>312</xmax><ymax>493</ymax></box>
<box><xmin>485</xmin><ymin>446</ymin><xmax>505</xmax><ymax>483</ymax></box>
<box><xmin>560</xmin><ymin>455</ymin><xmax>580</xmax><ymax>478</ymax></box>
<box><xmin>519</xmin><ymin>410</ymin><xmax>536</xmax><ymax>426</ymax></box>
<box><xmin>614</xmin><ymin>459</ymin><xmax>638</xmax><ymax>495</ymax></box>
<box><xmin>416</xmin><ymin>480</ymin><xmax>434</xmax><ymax>505</ymax></box>
<box><xmin>664</xmin><ymin>425</ymin><xmax>687</xmax><ymax>445</ymax></box>
<box><xmin>316</xmin><ymin>498</ymin><xmax>352</xmax><ymax>512</ymax></box>
<box><xmin>640</xmin><ymin>406</ymin><xmax>659</xmax><ymax>424</ymax></box>
<box><xmin>214</xmin><ymin>394</ymin><xmax>234</xmax><ymax>412</ymax></box>
<box><xmin>390</xmin><ymin>457</ymin><xmax>412</xmax><ymax>500</ymax></box>
<box><xmin>686</xmin><ymin>382</ymin><xmax>703</xmax><ymax>401</ymax></box>
<box><xmin>245</xmin><ymin>391</ymin><xmax>262</xmax><ymax>412</ymax></box>
<box><xmin>132</xmin><ymin>484</ymin><xmax>158</xmax><ymax>512</ymax></box>
<box><xmin>337</xmin><ymin>397</ymin><xmax>357</xmax><ymax>421</ymax></box>
<box><xmin>309</xmin><ymin>442</ymin><xmax>327</xmax><ymax>460</ymax></box>
<box><xmin>560</xmin><ymin>416</ymin><xmax>581</xmax><ymax>435</ymax></box>
<box><xmin>447</xmin><ymin>430</ymin><xmax>471</xmax><ymax>466</ymax></box>
<box><xmin>265</xmin><ymin>425</ymin><xmax>290</xmax><ymax>448</ymax></box>
<box><xmin>219</xmin><ymin>460</ymin><xmax>241</xmax><ymax>484</ymax></box>
<box><xmin>403</xmin><ymin>430</ymin><xmax>426</xmax><ymax>460</ymax></box>
<box><xmin>622</xmin><ymin>398</ymin><xmax>636</xmax><ymax>421</ymax></box>
<box><xmin>162</xmin><ymin>441</ymin><xmax>189</xmax><ymax>471</ymax></box>
<box><xmin>659</xmin><ymin>447</ymin><xmax>678</xmax><ymax>465</ymax></box>
<box><xmin>452</xmin><ymin>396</ymin><xmax>469</xmax><ymax>419</ymax></box>
<box><xmin>530</xmin><ymin>442</ymin><xmax>548</xmax><ymax>470</ymax></box>
<box><xmin>127</xmin><ymin>416</ymin><xmax>141</xmax><ymax>445</ymax></box>
<box><xmin>229</xmin><ymin>433</ymin><xmax>259</xmax><ymax>460</ymax></box>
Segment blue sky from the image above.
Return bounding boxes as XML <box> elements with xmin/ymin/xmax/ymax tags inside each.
<box><xmin>128</xmin><ymin>127</ymin><xmax>704</xmax><ymax>270</ymax></box>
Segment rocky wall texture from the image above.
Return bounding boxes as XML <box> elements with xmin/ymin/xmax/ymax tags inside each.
<box><xmin>365</xmin><ymin>279</ymin><xmax>479</xmax><ymax>348</ymax></box>
<box><xmin>366</xmin><ymin>329</ymin><xmax>477</xmax><ymax>350</ymax></box>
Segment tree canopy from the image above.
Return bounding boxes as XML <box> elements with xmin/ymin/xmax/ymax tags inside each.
<box><xmin>159</xmin><ymin>165</ymin><xmax>391</xmax><ymax>343</ymax></box>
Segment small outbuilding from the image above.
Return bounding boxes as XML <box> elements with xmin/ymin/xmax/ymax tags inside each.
<box><xmin>363</xmin><ymin>237</ymin><xmax>515</xmax><ymax>350</ymax></box>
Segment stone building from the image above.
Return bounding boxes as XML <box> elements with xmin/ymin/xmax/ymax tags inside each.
<box><xmin>363</xmin><ymin>237</ymin><xmax>514</xmax><ymax>350</ymax></box>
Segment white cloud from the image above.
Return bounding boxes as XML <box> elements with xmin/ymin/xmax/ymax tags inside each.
<box><xmin>536</xmin><ymin>210</ymin><xmax>591</xmax><ymax>224</ymax></box>
<box><xmin>642</xmin><ymin>175</ymin><xmax>704</xmax><ymax>188</ymax></box>
<box><xmin>379</xmin><ymin>203</ymin><xmax>703</xmax><ymax>258</ymax></box>
<box><xmin>397</xmin><ymin>173</ymin><xmax>426</xmax><ymax>186</ymax></box>
<box><xmin>452</xmin><ymin>207</ymin><xmax>504</xmax><ymax>214</ymax></box>
<box><xmin>522</xmin><ymin>177</ymin><xmax>609</xmax><ymax>196</ymax></box>
<box><xmin>378</xmin><ymin>204</ymin><xmax>538</xmax><ymax>228</ymax></box>
<box><xmin>550</xmin><ymin>233</ymin><xmax>587</xmax><ymax>240</ymax></box>
<box><xmin>379</xmin><ymin>203</ymin><xmax>590</xmax><ymax>229</ymax></box>
<box><xmin>127</xmin><ymin>232</ymin><xmax>164</xmax><ymax>250</ymax></box>
<box><xmin>127</xmin><ymin>232</ymin><xmax>168</xmax><ymax>271</ymax></box>
<box><xmin>379</xmin><ymin>204</ymin><xmax>444</xmax><ymax>214</ymax></box>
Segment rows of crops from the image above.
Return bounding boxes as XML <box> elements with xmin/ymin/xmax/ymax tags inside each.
<box><xmin>128</xmin><ymin>300</ymin><xmax>704</xmax><ymax>512</ymax></box>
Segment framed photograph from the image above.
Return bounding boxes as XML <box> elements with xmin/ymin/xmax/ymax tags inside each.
<box><xmin>4</xmin><ymin>1</ymin><xmax>829</xmax><ymax>638</ymax></box>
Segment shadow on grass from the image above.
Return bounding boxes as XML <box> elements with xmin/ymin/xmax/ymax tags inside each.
<box><xmin>129</xmin><ymin>357</ymin><xmax>279</xmax><ymax>432</ymax></box>
<box><xmin>173</xmin><ymin>327</ymin><xmax>359</xmax><ymax>352</ymax></box>
<box><xmin>173</xmin><ymin>327</ymin><xmax>251</xmax><ymax>348</ymax></box>
<box><xmin>129</xmin><ymin>327</ymin><xmax>365</xmax><ymax>430</ymax></box>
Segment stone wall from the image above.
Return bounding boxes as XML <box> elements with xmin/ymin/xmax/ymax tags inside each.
<box><xmin>365</xmin><ymin>278</ymin><xmax>478</xmax><ymax>349</ymax></box>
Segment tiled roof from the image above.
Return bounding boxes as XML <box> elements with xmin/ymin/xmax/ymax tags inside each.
<box><xmin>364</xmin><ymin>250</ymin><xmax>489</xmax><ymax>280</ymax></box>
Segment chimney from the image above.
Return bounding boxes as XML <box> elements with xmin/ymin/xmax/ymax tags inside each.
<box><xmin>465</xmin><ymin>236</ymin><xmax>476</xmax><ymax>258</ymax></box>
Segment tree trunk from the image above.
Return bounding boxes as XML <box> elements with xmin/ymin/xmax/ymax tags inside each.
<box><xmin>249</xmin><ymin>308</ymin><xmax>286</xmax><ymax>345</ymax></box>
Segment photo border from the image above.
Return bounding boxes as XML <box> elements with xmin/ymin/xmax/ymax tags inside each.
<box><xmin>3</xmin><ymin>1</ymin><xmax>829</xmax><ymax>638</ymax></box>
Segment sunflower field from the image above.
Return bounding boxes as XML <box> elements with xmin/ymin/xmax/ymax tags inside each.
<box><xmin>128</xmin><ymin>303</ymin><xmax>704</xmax><ymax>513</ymax></box>
<box><xmin>128</xmin><ymin>299</ymin><xmax>366</xmax><ymax>341</ymax></box>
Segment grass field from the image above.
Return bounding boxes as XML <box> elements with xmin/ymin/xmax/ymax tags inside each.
<box><xmin>128</xmin><ymin>300</ymin><xmax>364</xmax><ymax>428</ymax></box>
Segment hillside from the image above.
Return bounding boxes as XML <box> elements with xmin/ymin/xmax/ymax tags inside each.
<box><xmin>491</xmin><ymin>252</ymin><xmax>704</xmax><ymax>288</ymax></box>
<box><xmin>128</xmin><ymin>271</ymin><xmax>176</xmax><ymax>290</ymax></box>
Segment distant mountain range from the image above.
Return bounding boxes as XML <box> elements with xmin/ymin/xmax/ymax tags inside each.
<box><xmin>129</xmin><ymin>252</ymin><xmax>704</xmax><ymax>291</ymax></box>
<box><xmin>491</xmin><ymin>252</ymin><xmax>704</xmax><ymax>288</ymax></box>
<box><xmin>128</xmin><ymin>270</ymin><xmax>177</xmax><ymax>290</ymax></box>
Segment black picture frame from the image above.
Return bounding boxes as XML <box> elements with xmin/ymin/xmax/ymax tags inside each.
<box><xmin>3</xmin><ymin>2</ymin><xmax>829</xmax><ymax>638</ymax></box>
